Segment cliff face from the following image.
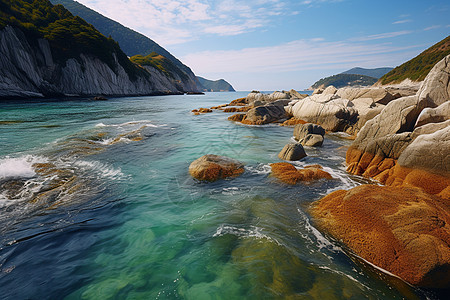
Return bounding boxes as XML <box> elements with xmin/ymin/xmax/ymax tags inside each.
<box><xmin>49</xmin><ymin>0</ymin><xmax>201</xmax><ymax>94</ymax></box>
<box><xmin>0</xmin><ymin>26</ymin><xmax>197</xmax><ymax>98</ymax></box>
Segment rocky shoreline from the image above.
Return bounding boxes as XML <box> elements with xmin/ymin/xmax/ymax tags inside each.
<box><xmin>190</xmin><ymin>55</ymin><xmax>450</xmax><ymax>290</ymax></box>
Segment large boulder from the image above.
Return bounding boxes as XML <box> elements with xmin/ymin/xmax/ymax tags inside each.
<box><xmin>322</xmin><ymin>85</ymin><xmax>337</xmax><ymax>95</ymax></box>
<box><xmin>278</xmin><ymin>143</ymin><xmax>307</xmax><ymax>161</ymax></box>
<box><xmin>347</xmin><ymin>98</ymin><xmax>385</xmax><ymax>134</ymax></box>
<box><xmin>241</xmin><ymin>104</ymin><xmax>287</xmax><ymax>125</ymax></box>
<box><xmin>293</xmin><ymin>123</ymin><xmax>325</xmax><ymax>147</ymax></box>
<box><xmin>246</xmin><ymin>91</ymin><xmax>290</xmax><ymax>106</ymax></box>
<box><xmin>286</xmin><ymin>94</ymin><xmax>358</xmax><ymax>132</ymax></box>
<box><xmin>311</xmin><ymin>184</ymin><xmax>450</xmax><ymax>288</ymax></box>
<box><xmin>189</xmin><ymin>155</ymin><xmax>244</xmax><ymax>182</ymax></box>
<box><xmin>414</xmin><ymin>101</ymin><xmax>450</xmax><ymax>128</ymax></box>
<box><xmin>417</xmin><ymin>54</ymin><xmax>450</xmax><ymax>107</ymax></box>
<box><xmin>288</xmin><ymin>89</ymin><xmax>308</xmax><ymax>99</ymax></box>
<box><xmin>336</xmin><ymin>87</ymin><xmax>399</xmax><ymax>105</ymax></box>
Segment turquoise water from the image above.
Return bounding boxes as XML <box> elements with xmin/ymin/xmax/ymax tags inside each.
<box><xmin>0</xmin><ymin>93</ymin><xmax>435</xmax><ymax>299</ymax></box>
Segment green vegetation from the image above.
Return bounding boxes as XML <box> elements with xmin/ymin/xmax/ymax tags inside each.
<box><xmin>380</xmin><ymin>35</ymin><xmax>450</xmax><ymax>84</ymax></box>
<box><xmin>0</xmin><ymin>0</ymin><xmax>144</xmax><ymax>80</ymax></box>
<box><xmin>311</xmin><ymin>74</ymin><xmax>377</xmax><ymax>89</ymax></box>
<box><xmin>197</xmin><ymin>76</ymin><xmax>235</xmax><ymax>92</ymax></box>
<box><xmin>340</xmin><ymin>67</ymin><xmax>392</xmax><ymax>79</ymax></box>
<box><xmin>130</xmin><ymin>52</ymin><xmax>187</xmax><ymax>81</ymax></box>
<box><xmin>50</xmin><ymin>0</ymin><xmax>193</xmax><ymax>75</ymax></box>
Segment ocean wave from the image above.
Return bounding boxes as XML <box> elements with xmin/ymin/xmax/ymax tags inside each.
<box><xmin>74</xmin><ymin>160</ymin><xmax>124</xmax><ymax>180</ymax></box>
<box><xmin>0</xmin><ymin>155</ymin><xmax>47</xmax><ymax>180</ymax></box>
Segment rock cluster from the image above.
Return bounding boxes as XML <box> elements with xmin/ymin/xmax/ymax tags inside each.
<box><xmin>346</xmin><ymin>55</ymin><xmax>450</xmax><ymax>194</ymax></box>
<box><xmin>312</xmin><ymin>55</ymin><xmax>450</xmax><ymax>289</ymax></box>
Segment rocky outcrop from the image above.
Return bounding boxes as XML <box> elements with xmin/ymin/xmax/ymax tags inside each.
<box><xmin>0</xmin><ymin>26</ymin><xmax>198</xmax><ymax>98</ymax></box>
<box><xmin>240</xmin><ymin>104</ymin><xmax>287</xmax><ymax>125</ymax></box>
<box><xmin>311</xmin><ymin>185</ymin><xmax>450</xmax><ymax>288</ymax></box>
<box><xmin>285</xmin><ymin>94</ymin><xmax>358</xmax><ymax>132</ymax></box>
<box><xmin>346</xmin><ymin>55</ymin><xmax>450</xmax><ymax>193</ymax></box>
<box><xmin>270</xmin><ymin>163</ymin><xmax>332</xmax><ymax>184</ymax></box>
<box><xmin>278</xmin><ymin>143</ymin><xmax>307</xmax><ymax>161</ymax></box>
<box><xmin>189</xmin><ymin>155</ymin><xmax>244</xmax><ymax>182</ymax></box>
<box><xmin>293</xmin><ymin>123</ymin><xmax>325</xmax><ymax>147</ymax></box>
<box><xmin>246</xmin><ymin>91</ymin><xmax>290</xmax><ymax>106</ymax></box>
<box><xmin>336</xmin><ymin>87</ymin><xmax>399</xmax><ymax>105</ymax></box>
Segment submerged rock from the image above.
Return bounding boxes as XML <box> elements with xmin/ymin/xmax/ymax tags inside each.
<box><xmin>311</xmin><ymin>184</ymin><xmax>450</xmax><ymax>288</ymax></box>
<box><xmin>189</xmin><ymin>154</ymin><xmax>244</xmax><ymax>182</ymax></box>
<box><xmin>270</xmin><ymin>163</ymin><xmax>332</xmax><ymax>184</ymax></box>
<box><xmin>278</xmin><ymin>143</ymin><xmax>307</xmax><ymax>161</ymax></box>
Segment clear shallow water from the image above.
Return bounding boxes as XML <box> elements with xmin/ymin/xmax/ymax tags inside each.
<box><xmin>0</xmin><ymin>93</ymin><xmax>437</xmax><ymax>299</ymax></box>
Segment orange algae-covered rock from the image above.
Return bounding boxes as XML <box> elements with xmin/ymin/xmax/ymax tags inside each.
<box><xmin>223</xmin><ymin>106</ymin><xmax>252</xmax><ymax>113</ymax></box>
<box><xmin>311</xmin><ymin>184</ymin><xmax>450</xmax><ymax>288</ymax></box>
<box><xmin>189</xmin><ymin>154</ymin><xmax>244</xmax><ymax>182</ymax></box>
<box><xmin>270</xmin><ymin>162</ymin><xmax>332</xmax><ymax>184</ymax></box>
<box><xmin>228</xmin><ymin>113</ymin><xmax>246</xmax><ymax>122</ymax></box>
<box><xmin>192</xmin><ymin>108</ymin><xmax>212</xmax><ymax>114</ymax></box>
<box><xmin>280</xmin><ymin>118</ymin><xmax>307</xmax><ymax>126</ymax></box>
<box><xmin>229</xmin><ymin>97</ymin><xmax>248</xmax><ymax>106</ymax></box>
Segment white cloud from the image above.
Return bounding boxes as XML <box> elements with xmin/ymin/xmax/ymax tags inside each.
<box><xmin>76</xmin><ymin>0</ymin><xmax>290</xmax><ymax>46</ymax></box>
<box><xmin>424</xmin><ymin>25</ymin><xmax>442</xmax><ymax>31</ymax></box>
<box><xmin>393</xmin><ymin>19</ymin><xmax>412</xmax><ymax>24</ymax></box>
<box><xmin>350</xmin><ymin>31</ymin><xmax>413</xmax><ymax>41</ymax></box>
<box><xmin>181</xmin><ymin>38</ymin><xmax>420</xmax><ymax>75</ymax></box>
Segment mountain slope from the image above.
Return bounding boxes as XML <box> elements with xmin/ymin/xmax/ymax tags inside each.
<box><xmin>196</xmin><ymin>77</ymin><xmax>235</xmax><ymax>92</ymax></box>
<box><xmin>0</xmin><ymin>0</ymin><xmax>194</xmax><ymax>98</ymax></box>
<box><xmin>379</xmin><ymin>35</ymin><xmax>450</xmax><ymax>85</ymax></box>
<box><xmin>49</xmin><ymin>0</ymin><xmax>194</xmax><ymax>77</ymax></box>
<box><xmin>310</xmin><ymin>74</ymin><xmax>378</xmax><ymax>89</ymax></box>
<box><xmin>340</xmin><ymin>67</ymin><xmax>392</xmax><ymax>79</ymax></box>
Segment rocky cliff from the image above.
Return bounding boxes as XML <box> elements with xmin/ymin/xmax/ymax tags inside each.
<box><xmin>0</xmin><ymin>25</ymin><xmax>198</xmax><ymax>98</ymax></box>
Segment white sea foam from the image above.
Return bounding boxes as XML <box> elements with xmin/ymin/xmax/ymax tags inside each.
<box><xmin>0</xmin><ymin>155</ymin><xmax>46</xmax><ymax>179</ymax></box>
<box><xmin>213</xmin><ymin>224</ymin><xmax>276</xmax><ymax>243</ymax></box>
<box><xmin>297</xmin><ymin>209</ymin><xmax>342</xmax><ymax>252</ymax></box>
<box><xmin>244</xmin><ymin>163</ymin><xmax>272</xmax><ymax>175</ymax></box>
<box><xmin>222</xmin><ymin>187</ymin><xmax>240</xmax><ymax>195</ymax></box>
<box><xmin>95</xmin><ymin>120</ymin><xmax>164</xmax><ymax>129</ymax></box>
<box><xmin>74</xmin><ymin>160</ymin><xmax>124</xmax><ymax>179</ymax></box>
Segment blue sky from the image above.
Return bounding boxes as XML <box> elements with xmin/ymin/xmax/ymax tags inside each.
<box><xmin>76</xmin><ymin>0</ymin><xmax>449</xmax><ymax>90</ymax></box>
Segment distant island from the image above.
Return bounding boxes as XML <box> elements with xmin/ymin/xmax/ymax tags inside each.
<box><xmin>196</xmin><ymin>77</ymin><xmax>235</xmax><ymax>92</ymax></box>
<box><xmin>310</xmin><ymin>67</ymin><xmax>393</xmax><ymax>89</ymax></box>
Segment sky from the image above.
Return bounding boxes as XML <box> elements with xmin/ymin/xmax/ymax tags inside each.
<box><xmin>75</xmin><ymin>0</ymin><xmax>449</xmax><ymax>90</ymax></box>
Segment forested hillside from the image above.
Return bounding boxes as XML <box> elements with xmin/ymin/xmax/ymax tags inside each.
<box><xmin>379</xmin><ymin>35</ymin><xmax>450</xmax><ymax>84</ymax></box>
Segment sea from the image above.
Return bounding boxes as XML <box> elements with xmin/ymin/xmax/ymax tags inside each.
<box><xmin>0</xmin><ymin>92</ymin><xmax>440</xmax><ymax>299</ymax></box>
